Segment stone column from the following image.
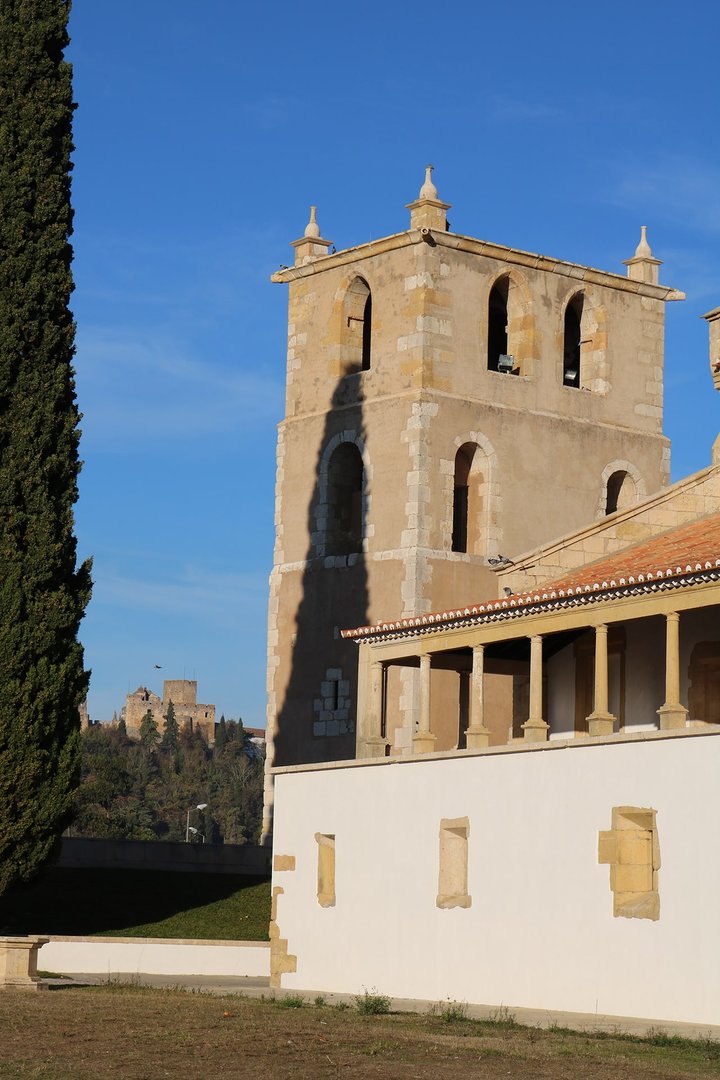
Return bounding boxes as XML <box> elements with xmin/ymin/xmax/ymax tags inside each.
<box><xmin>465</xmin><ymin>644</ymin><xmax>490</xmax><ymax>749</ymax></box>
<box><xmin>413</xmin><ymin>653</ymin><xmax>437</xmax><ymax>754</ymax></box>
<box><xmin>587</xmin><ymin>624</ymin><xmax>616</xmax><ymax>736</ymax></box>
<box><xmin>356</xmin><ymin>650</ymin><xmax>385</xmax><ymax>758</ymax></box>
<box><xmin>657</xmin><ymin>612</ymin><xmax>689</xmax><ymax>730</ymax></box>
<box><xmin>522</xmin><ymin>635</ymin><xmax>549</xmax><ymax>742</ymax></box>
<box><xmin>0</xmin><ymin>937</ymin><xmax>49</xmax><ymax>992</ymax></box>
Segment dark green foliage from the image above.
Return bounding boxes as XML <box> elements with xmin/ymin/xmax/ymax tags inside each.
<box><xmin>138</xmin><ymin>709</ymin><xmax>160</xmax><ymax>750</ymax></box>
<box><xmin>72</xmin><ymin>721</ymin><xmax>264</xmax><ymax>844</ymax></box>
<box><xmin>160</xmin><ymin>699</ymin><xmax>179</xmax><ymax>754</ymax></box>
<box><xmin>214</xmin><ymin>713</ymin><xmax>227</xmax><ymax>754</ymax></box>
<box><xmin>0</xmin><ymin>1</ymin><xmax>91</xmax><ymax>896</ymax></box>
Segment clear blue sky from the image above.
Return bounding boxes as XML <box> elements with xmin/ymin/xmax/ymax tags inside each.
<box><xmin>69</xmin><ymin>2</ymin><xmax>720</xmax><ymax>725</ymax></box>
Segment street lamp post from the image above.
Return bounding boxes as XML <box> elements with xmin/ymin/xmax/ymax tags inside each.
<box><xmin>185</xmin><ymin>802</ymin><xmax>208</xmax><ymax>843</ymax></box>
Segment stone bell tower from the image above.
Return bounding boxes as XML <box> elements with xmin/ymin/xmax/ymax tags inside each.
<box><xmin>262</xmin><ymin>167</ymin><xmax>683</xmax><ymax>836</ymax></box>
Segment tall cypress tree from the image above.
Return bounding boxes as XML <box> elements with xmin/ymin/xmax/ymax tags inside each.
<box><xmin>161</xmin><ymin>700</ymin><xmax>179</xmax><ymax>753</ymax></box>
<box><xmin>0</xmin><ymin>1</ymin><xmax>91</xmax><ymax>896</ymax></box>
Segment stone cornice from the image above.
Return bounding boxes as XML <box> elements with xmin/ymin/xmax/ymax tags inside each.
<box><xmin>343</xmin><ymin>566</ymin><xmax>720</xmax><ymax>644</ymax></box>
<box><xmin>272</xmin><ymin>227</ymin><xmax>684</xmax><ymax>302</ymax></box>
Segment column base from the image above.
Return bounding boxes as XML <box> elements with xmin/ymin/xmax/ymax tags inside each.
<box><xmin>657</xmin><ymin>703</ymin><xmax>689</xmax><ymax>730</ymax></box>
<box><xmin>464</xmin><ymin>725</ymin><xmax>492</xmax><ymax>751</ymax></box>
<box><xmin>587</xmin><ymin>711</ymin><xmax>616</xmax><ymax>737</ymax></box>
<box><xmin>464</xmin><ymin>725</ymin><xmax>491</xmax><ymax>750</ymax></box>
<box><xmin>521</xmin><ymin>719</ymin><xmax>549</xmax><ymax>743</ymax></box>
<box><xmin>358</xmin><ymin>736</ymin><xmax>387</xmax><ymax>758</ymax></box>
<box><xmin>412</xmin><ymin>732</ymin><xmax>437</xmax><ymax>755</ymax></box>
<box><xmin>0</xmin><ymin>979</ymin><xmax>48</xmax><ymax>992</ymax></box>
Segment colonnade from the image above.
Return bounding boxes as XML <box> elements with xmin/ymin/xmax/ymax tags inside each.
<box><xmin>358</xmin><ymin>611</ymin><xmax>689</xmax><ymax>757</ymax></box>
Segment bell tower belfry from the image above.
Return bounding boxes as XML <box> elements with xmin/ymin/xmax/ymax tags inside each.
<box><xmin>262</xmin><ymin>169</ymin><xmax>683</xmax><ymax>836</ymax></box>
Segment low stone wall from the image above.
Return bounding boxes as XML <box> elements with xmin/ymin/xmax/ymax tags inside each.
<box><xmin>39</xmin><ymin>937</ymin><xmax>270</xmax><ymax>978</ymax></box>
<box><xmin>58</xmin><ymin>837</ymin><xmax>271</xmax><ymax>876</ymax></box>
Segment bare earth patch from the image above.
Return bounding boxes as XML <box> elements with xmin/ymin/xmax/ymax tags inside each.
<box><xmin>0</xmin><ymin>986</ymin><xmax>718</xmax><ymax>1080</ymax></box>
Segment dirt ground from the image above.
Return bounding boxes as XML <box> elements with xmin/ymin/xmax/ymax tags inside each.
<box><xmin>0</xmin><ymin>985</ymin><xmax>718</xmax><ymax>1080</ymax></box>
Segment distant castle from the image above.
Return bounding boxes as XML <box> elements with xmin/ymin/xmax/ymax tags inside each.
<box><xmin>123</xmin><ymin>679</ymin><xmax>216</xmax><ymax>744</ymax></box>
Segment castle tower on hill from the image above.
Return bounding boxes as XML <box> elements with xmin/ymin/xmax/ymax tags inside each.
<box><xmin>262</xmin><ymin>167</ymin><xmax>684</xmax><ymax>835</ymax></box>
<box><xmin>124</xmin><ymin>679</ymin><xmax>215</xmax><ymax>744</ymax></box>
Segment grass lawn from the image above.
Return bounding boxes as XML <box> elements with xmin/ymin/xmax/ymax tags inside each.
<box><xmin>0</xmin><ymin>985</ymin><xmax>718</xmax><ymax>1080</ymax></box>
<box><xmin>0</xmin><ymin>867</ymin><xmax>270</xmax><ymax>940</ymax></box>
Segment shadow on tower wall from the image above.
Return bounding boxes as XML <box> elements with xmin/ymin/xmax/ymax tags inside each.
<box><xmin>264</xmin><ymin>375</ymin><xmax>369</xmax><ymax>835</ymax></box>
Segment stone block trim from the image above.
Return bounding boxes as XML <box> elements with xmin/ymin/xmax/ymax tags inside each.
<box><xmin>269</xmin><ymin>886</ymin><xmax>297</xmax><ymax>989</ymax></box>
<box><xmin>598</xmin><ymin>806</ymin><xmax>660</xmax><ymax>921</ymax></box>
<box><xmin>498</xmin><ymin>462</ymin><xmax>720</xmax><ymax>595</ymax></box>
<box><xmin>315</xmin><ymin>833</ymin><xmax>336</xmax><ymax>908</ymax></box>
<box><xmin>486</xmin><ymin>267</ymin><xmax>540</xmax><ymax>378</ymax></box>
<box><xmin>400</xmin><ymin>400</ymin><xmax>439</xmax><ymax>613</ymax></box>
<box><xmin>313</xmin><ymin>431</ymin><xmax>373</xmax><ymax>558</ymax></box>
<box><xmin>596</xmin><ymin>459</ymin><xmax>647</xmax><ymax>519</ymax></box>
<box><xmin>313</xmin><ymin>668</ymin><xmax>354</xmax><ymax>738</ymax></box>
<box><xmin>440</xmin><ymin>430</ymin><xmax>502</xmax><ymax>558</ymax></box>
<box><xmin>436</xmin><ymin>817</ymin><xmax>471</xmax><ymax>910</ymax></box>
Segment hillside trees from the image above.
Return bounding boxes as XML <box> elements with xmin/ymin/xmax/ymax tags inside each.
<box><xmin>0</xmin><ymin>0</ymin><xmax>91</xmax><ymax>895</ymax></box>
<box><xmin>73</xmin><ymin>722</ymin><xmax>264</xmax><ymax>844</ymax></box>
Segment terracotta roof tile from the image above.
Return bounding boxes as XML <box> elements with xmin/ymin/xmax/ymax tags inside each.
<box><xmin>546</xmin><ymin>513</ymin><xmax>720</xmax><ymax>593</ymax></box>
<box><xmin>343</xmin><ymin>513</ymin><xmax>720</xmax><ymax>640</ymax></box>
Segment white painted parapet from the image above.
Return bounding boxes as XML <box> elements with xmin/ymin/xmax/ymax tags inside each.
<box><xmin>271</xmin><ymin>728</ymin><xmax>720</xmax><ymax>1026</ymax></box>
<box><xmin>39</xmin><ymin>937</ymin><xmax>269</xmax><ymax>978</ymax></box>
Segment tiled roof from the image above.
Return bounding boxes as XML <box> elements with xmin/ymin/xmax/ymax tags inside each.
<box><xmin>244</xmin><ymin>726</ymin><xmax>266</xmax><ymax>740</ymax></box>
<box><xmin>545</xmin><ymin>514</ymin><xmax>720</xmax><ymax>592</ymax></box>
<box><xmin>343</xmin><ymin>513</ymin><xmax>720</xmax><ymax>642</ymax></box>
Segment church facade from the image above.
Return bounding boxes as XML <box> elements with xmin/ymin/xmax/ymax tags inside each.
<box><xmin>263</xmin><ymin>167</ymin><xmax>683</xmax><ymax>836</ymax></box>
<box><xmin>263</xmin><ymin>171</ymin><xmax>720</xmax><ymax>1027</ymax></box>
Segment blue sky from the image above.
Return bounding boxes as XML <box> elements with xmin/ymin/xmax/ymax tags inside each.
<box><xmin>69</xmin><ymin>2</ymin><xmax>720</xmax><ymax>724</ymax></box>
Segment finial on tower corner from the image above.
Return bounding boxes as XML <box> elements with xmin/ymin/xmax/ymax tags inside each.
<box><xmin>304</xmin><ymin>205</ymin><xmax>321</xmax><ymax>238</ymax></box>
<box><xmin>624</xmin><ymin>223</ymin><xmax>661</xmax><ymax>284</ymax></box>
<box><xmin>407</xmin><ymin>164</ymin><xmax>451</xmax><ymax>231</ymax></box>
<box><xmin>634</xmin><ymin>225</ymin><xmax>653</xmax><ymax>259</ymax></box>
<box><xmin>289</xmin><ymin>205</ymin><xmax>332</xmax><ymax>266</ymax></box>
<box><xmin>419</xmin><ymin>164</ymin><xmax>439</xmax><ymax>201</ymax></box>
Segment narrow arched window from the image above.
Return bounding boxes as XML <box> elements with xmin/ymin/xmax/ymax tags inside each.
<box><xmin>361</xmin><ymin>291</ymin><xmax>372</xmax><ymax>371</ymax></box>
<box><xmin>342</xmin><ymin>277</ymin><xmax>372</xmax><ymax>374</ymax></box>
<box><xmin>487</xmin><ymin>279</ymin><xmax>509</xmax><ymax>372</ymax></box>
<box><xmin>605</xmin><ymin>469</ymin><xmax>636</xmax><ymax>515</ymax></box>
<box><xmin>452</xmin><ymin>445</ymin><xmax>473</xmax><ymax>552</ymax></box>
<box><xmin>563</xmin><ymin>295</ymin><xmax>583</xmax><ymax>387</ymax></box>
<box><xmin>326</xmin><ymin>443</ymin><xmax>364</xmax><ymax>555</ymax></box>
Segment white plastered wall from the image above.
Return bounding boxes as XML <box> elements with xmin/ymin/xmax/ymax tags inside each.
<box><xmin>272</xmin><ymin>732</ymin><xmax>720</xmax><ymax>1025</ymax></box>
